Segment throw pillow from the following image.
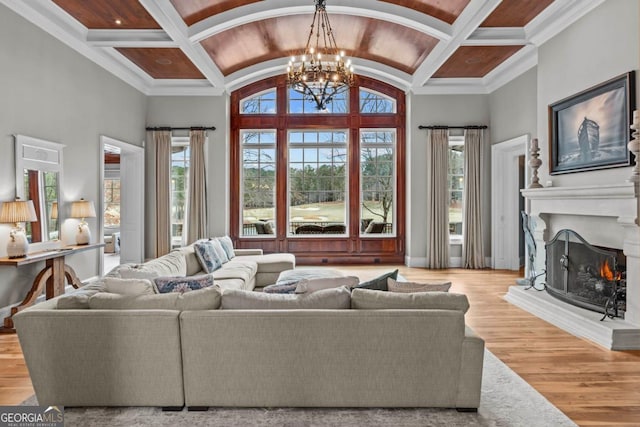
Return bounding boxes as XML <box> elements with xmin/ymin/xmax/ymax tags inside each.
<box><xmin>387</xmin><ymin>278</ymin><xmax>452</xmax><ymax>293</ymax></box>
<box><xmin>263</xmin><ymin>283</ymin><xmax>298</xmax><ymax>294</ymax></box>
<box><xmin>210</xmin><ymin>238</ymin><xmax>229</xmax><ymax>263</ymax></box>
<box><xmin>154</xmin><ymin>274</ymin><xmax>214</xmax><ymax>293</ymax></box>
<box><xmin>294</xmin><ymin>276</ymin><xmax>360</xmax><ymax>294</ymax></box>
<box><xmin>221</xmin><ymin>286</ymin><xmax>351</xmax><ymax>310</ymax></box>
<box><xmin>350</xmin><ymin>288</ymin><xmax>469</xmax><ymax>312</ymax></box>
<box><xmin>194</xmin><ymin>240</ymin><xmax>223</xmax><ymax>273</ymax></box>
<box><xmin>88</xmin><ymin>286</ymin><xmax>222</xmax><ymax>311</ymax></box>
<box><xmin>355</xmin><ymin>269</ymin><xmax>399</xmax><ymax>291</ymax></box>
<box><xmin>104</xmin><ymin>277</ymin><xmax>157</xmax><ymax>295</ymax></box>
<box><xmin>217</xmin><ymin>236</ymin><xmax>235</xmax><ymax>260</ymax></box>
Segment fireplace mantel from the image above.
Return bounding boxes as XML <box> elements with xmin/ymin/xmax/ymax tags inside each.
<box><xmin>507</xmin><ymin>182</ymin><xmax>640</xmax><ymax>349</ymax></box>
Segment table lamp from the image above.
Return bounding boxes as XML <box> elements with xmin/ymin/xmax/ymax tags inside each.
<box><xmin>0</xmin><ymin>198</ymin><xmax>38</xmax><ymax>258</ymax></box>
<box><xmin>70</xmin><ymin>198</ymin><xmax>96</xmax><ymax>245</ymax></box>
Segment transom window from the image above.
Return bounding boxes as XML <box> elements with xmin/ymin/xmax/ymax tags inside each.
<box><xmin>240</xmin><ymin>89</ymin><xmax>277</xmax><ymax>114</ymax></box>
<box><xmin>288</xmin><ymin>88</ymin><xmax>348</xmax><ymax>114</ymax></box>
<box><xmin>360</xmin><ymin>89</ymin><xmax>396</xmax><ymax>113</ymax></box>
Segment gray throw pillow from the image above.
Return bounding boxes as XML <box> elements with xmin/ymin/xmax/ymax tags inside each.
<box><xmin>355</xmin><ymin>269</ymin><xmax>399</xmax><ymax>291</ymax></box>
<box><xmin>154</xmin><ymin>274</ymin><xmax>214</xmax><ymax>293</ymax></box>
<box><xmin>217</xmin><ymin>236</ymin><xmax>236</xmax><ymax>260</ymax></box>
<box><xmin>194</xmin><ymin>240</ymin><xmax>223</xmax><ymax>273</ymax></box>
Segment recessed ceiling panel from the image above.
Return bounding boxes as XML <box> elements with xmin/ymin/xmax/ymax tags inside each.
<box><xmin>379</xmin><ymin>0</ymin><xmax>471</xmax><ymax>24</ymax></box>
<box><xmin>432</xmin><ymin>45</ymin><xmax>524</xmax><ymax>78</ymax></box>
<box><xmin>169</xmin><ymin>0</ymin><xmax>261</xmax><ymax>27</ymax></box>
<box><xmin>52</xmin><ymin>0</ymin><xmax>161</xmax><ymax>29</ymax></box>
<box><xmin>481</xmin><ymin>0</ymin><xmax>555</xmax><ymax>27</ymax></box>
<box><xmin>201</xmin><ymin>14</ymin><xmax>438</xmax><ymax>76</ymax></box>
<box><xmin>116</xmin><ymin>48</ymin><xmax>205</xmax><ymax>79</ymax></box>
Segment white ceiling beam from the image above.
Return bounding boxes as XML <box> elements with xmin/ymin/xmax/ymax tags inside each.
<box><xmin>189</xmin><ymin>0</ymin><xmax>452</xmax><ymax>43</ymax></box>
<box><xmin>526</xmin><ymin>0</ymin><xmax>606</xmax><ymax>46</ymax></box>
<box><xmin>464</xmin><ymin>27</ymin><xmax>527</xmax><ymax>46</ymax></box>
<box><xmin>87</xmin><ymin>30</ymin><xmax>177</xmax><ymax>48</ymax></box>
<box><xmin>138</xmin><ymin>0</ymin><xmax>225</xmax><ymax>88</ymax></box>
<box><xmin>411</xmin><ymin>0</ymin><xmax>503</xmax><ymax>89</ymax></box>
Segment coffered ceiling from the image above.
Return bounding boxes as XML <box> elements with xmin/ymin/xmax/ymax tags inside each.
<box><xmin>1</xmin><ymin>0</ymin><xmax>605</xmax><ymax>95</ymax></box>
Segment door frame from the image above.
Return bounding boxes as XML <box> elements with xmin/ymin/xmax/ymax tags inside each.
<box><xmin>491</xmin><ymin>134</ymin><xmax>529</xmax><ymax>270</ymax></box>
<box><xmin>99</xmin><ymin>136</ymin><xmax>145</xmax><ymax>273</ymax></box>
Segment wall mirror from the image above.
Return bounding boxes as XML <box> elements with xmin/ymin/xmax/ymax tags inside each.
<box><xmin>15</xmin><ymin>134</ymin><xmax>64</xmax><ymax>243</ymax></box>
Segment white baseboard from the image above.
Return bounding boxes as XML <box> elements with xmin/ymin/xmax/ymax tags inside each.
<box><xmin>404</xmin><ymin>256</ymin><xmax>426</xmax><ymax>267</ymax></box>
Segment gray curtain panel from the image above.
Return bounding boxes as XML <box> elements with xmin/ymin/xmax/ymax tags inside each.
<box><xmin>426</xmin><ymin>129</ymin><xmax>450</xmax><ymax>269</ymax></box>
<box><xmin>154</xmin><ymin>130</ymin><xmax>172</xmax><ymax>257</ymax></box>
<box><xmin>186</xmin><ymin>129</ymin><xmax>207</xmax><ymax>244</ymax></box>
<box><xmin>462</xmin><ymin>129</ymin><xmax>485</xmax><ymax>269</ymax></box>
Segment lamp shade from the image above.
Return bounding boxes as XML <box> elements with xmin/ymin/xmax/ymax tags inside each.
<box><xmin>0</xmin><ymin>199</ymin><xmax>37</xmax><ymax>224</ymax></box>
<box><xmin>70</xmin><ymin>199</ymin><xmax>96</xmax><ymax>219</ymax></box>
<box><xmin>50</xmin><ymin>202</ymin><xmax>58</xmax><ymax>220</ymax></box>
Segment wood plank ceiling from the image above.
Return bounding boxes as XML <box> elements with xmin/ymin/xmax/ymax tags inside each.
<box><xmin>34</xmin><ymin>0</ymin><xmax>568</xmax><ymax>92</ymax></box>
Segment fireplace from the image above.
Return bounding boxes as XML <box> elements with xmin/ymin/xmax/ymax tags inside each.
<box><xmin>545</xmin><ymin>229</ymin><xmax>626</xmax><ymax>318</ymax></box>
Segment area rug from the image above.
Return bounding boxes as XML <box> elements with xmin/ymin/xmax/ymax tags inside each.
<box><xmin>21</xmin><ymin>350</ymin><xmax>576</xmax><ymax>427</ymax></box>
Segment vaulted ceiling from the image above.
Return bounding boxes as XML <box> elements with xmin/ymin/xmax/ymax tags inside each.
<box><xmin>1</xmin><ymin>0</ymin><xmax>605</xmax><ymax>95</ymax></box>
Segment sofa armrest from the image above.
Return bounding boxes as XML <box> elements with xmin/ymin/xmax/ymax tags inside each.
<box><xmin>234</xmin><ymin>248</ymin><xmax>264</xmax><ymax>256</ymax></box>
<box><xmin>455</xmin><ymin>326</ymin><xmax>485</xmax><ymax>409</ymax></box>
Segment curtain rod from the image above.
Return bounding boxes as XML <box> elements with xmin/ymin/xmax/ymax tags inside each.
<box><xmin>145</xmin><ymin>126</ymin><xmax>216</xmax><ymax>131</ymax></box>
<box><xmin>418</xmin><ymin>125</ymin><xmax>487</xmax><ymax>130</ymax></box>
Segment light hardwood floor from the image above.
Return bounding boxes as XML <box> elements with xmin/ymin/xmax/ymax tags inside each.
<box><xmin>1</xmin><ymin>266</ymin><xmax>639</xmax><ymax>426</ymax></box>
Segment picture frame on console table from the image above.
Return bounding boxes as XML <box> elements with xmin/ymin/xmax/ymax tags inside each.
<box><xmin>548</xmin><ymin>71</ymin><xmax>636</xmax><ymax>175</ymax></box>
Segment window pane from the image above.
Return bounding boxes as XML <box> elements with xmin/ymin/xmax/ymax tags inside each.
<box><xmin>360</xmin><ymin>130</ymin><xmax>395</xmax><ymax>236</ymax></box>
<box><xmin>170</xmin><ymin>145</ymin><xmax>190</xmax><ymax>247</ymax></box>
<box><xmin>240</xmin><ymin>89</ymin><xmax>276</xmax><ymax>114</ymax></box>
<box><xmin>288</xmin><ymin>88</ymin><xmax>348</xmax><ymax>114</ymax></box>
<box><xmin>241</xmin><ymin>130</ymin><xmax>276</xmax><ymax>236</ymax></box>
<box><xmin>288</xmin><ymin>130</ymin><xmax>348</xmax><ymax>236</ymax></box>
<box><xmin>359</xmin><ymin>89</ymin><xmax>396</xmax><ymax>113</ymax></box>
<box><xmin>448</xmin><ymin>144</ymin><xmax>464</xmax><ymax>236</ymax></box>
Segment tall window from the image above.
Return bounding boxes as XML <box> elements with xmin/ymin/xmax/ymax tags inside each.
<box><xmin>171</xmin><ymin>141</ymin><xmax>190</xmax><ymax>247</ymax></box>
<box><xmin>241</xmin><ymin>130</ymin><xmax>276</xmax><ymax>236</ymax></box>
<box><xmin>360</xmin><ymin>130</ymin><xmax>395</xmax><ymax>235</ymax></box>
<box><xmin>448</xmin><ymin>139</ymin><xmax>464</xmax><ymax>236</ymax></box>
<box><xmin>288</xmin><ymin>130</ymin><xmax>347</xmax><ymax>235</ymax></box>
<box><xmin>231</xmin><ymin>75</ymin><xmax>405</xmax><ymax>263</ymax></box>
<box><xmin>103</xmin><ymin>178</ymin><xmax>121</xmax><ymax>228</ymax></box>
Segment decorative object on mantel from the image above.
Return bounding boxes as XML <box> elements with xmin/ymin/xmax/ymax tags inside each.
<box><xmin>0</xmin><ymin>198</ymin><xmax>38</xmax><ymax>258</ymax></box>
<box><xmin>628</xmin><ymin>109</ymin><xmax>639</xmax><ymax>183</ymax></box>
<box><xmin>528</xmin><ymin>138</ymin><xmax>543</xmax><ymax>189</ymax></box>
<box><xmin>286</xmin><ymin>0</ymin><xmax>354</xmax><ymax>111</ymax></box>
<box><xmin>548</xmin><ymin>71</ymin><xmax>636</xmax><ymax>175</ymax></box>
<box><xmin>70</xmin><ymin>198</ymin><xmax>96</xmax><ymax>245</ymax></box>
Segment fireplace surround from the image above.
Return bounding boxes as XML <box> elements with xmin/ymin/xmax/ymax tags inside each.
<box><xmin>507</xmin><ymin>183</ymin><xmax>640</xmax><ymax>350</ymax></box>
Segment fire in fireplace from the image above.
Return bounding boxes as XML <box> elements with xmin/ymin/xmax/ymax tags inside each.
<box><xmin>545</xmin><ymin>229</ymin><xmax>626</xmax><ymax>319</ymax></box>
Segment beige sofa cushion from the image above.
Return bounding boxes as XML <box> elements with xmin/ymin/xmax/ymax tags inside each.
<box><xmin>221</xmin><ymin>287</ymin><xmax>351</xmax><ymax>309</ymax></box>
<box><xmin>387</xmin><ymin>278</ymin><xmax>452</xmax><ymax>293</ymax></box>
<box><xmin>89</xmin><ymin>286</ymin><xmax>221</xmax><ymax>311</ymax></box>
<box><xmin>104</xmin><ymin>277</ymin><xmax>157</xmax><ymax>295</ymax></box>
<box><xmin>294</xmin><ymin>276</ymin><xmax>360</xmax><ymax>294</ymax></box>
<box><xmin>118</xmin><ymin>250</ymin><xmax>187</xmax><ymax>279</ymax></box>
<box><xmin>174</xmin><ymin>245</ymin><xmax>203</xmax><ymax>276</ymax></box>
<box><xmin>351</xmin><ymin>288</ymin><xmax>469</xmax><ymax>313</ymax></box>
<box><xmin>56</xmin><ymin>282</ymin><xmax>106</xmax><ymax>309</ymax></box>
<box><xmin>235</xmin><ymin>253</ymin><xmax>295</xmax><ymax>273</ymax></box>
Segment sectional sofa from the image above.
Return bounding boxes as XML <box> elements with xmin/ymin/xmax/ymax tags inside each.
<box><xmin>13</xmin><ymin>243</ymin><xmax>485</xmax><ymax>411</ymax></box>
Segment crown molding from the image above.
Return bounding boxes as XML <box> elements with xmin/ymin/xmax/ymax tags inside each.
<box><xmin>412</xmin><ymin>78</ymin><xmax>488</xmax><ymax>95</ymax></box>
<box><xmin>86</xmin><ymin>30</ymin><xmax>177</xmax><ymax>48</ymax></box>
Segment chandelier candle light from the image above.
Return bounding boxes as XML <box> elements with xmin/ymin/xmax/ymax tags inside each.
<box><xmin>0</xmin><ymin>198</ymin><xmax>38</xmax><ymax>258</ymax></box>
<box><xmin>287</xmin><ymin>0</ymin><xmax>354</xmax><ymax>111</ymax></box>
<box><xmin>70</xmin><ymin>198</ymin><xmax>96</xmax><ymax>245</ymax></box>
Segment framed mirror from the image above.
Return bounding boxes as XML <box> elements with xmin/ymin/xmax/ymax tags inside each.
<box><xmin>15</xmin><ymin>135</ymin><xmax>64</xmax><ymax>243</ymax></box>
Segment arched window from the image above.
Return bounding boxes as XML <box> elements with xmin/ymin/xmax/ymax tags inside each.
<box><xmin>230</xmin><ymin>75</ymin><xmax>405</xmax><ymax>264</ymax></box>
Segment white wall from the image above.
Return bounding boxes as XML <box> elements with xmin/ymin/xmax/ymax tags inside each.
<box><xmin>145</xmin><ymin>95</ymin><xmax>228</xmax><ymax>258</ymax></box>
<box><xmin>536</xmin><ymin>0</ymin><xmax>639</xmax><ymax>188</ymax></box>
<box><xmin>0</xmin><ymin>5</ymin><xmax>146</xmax><ymax>309</ymax></box>
<box><xmin>406</xmin><ymin>94</ymin><xmax>491</xmax><ymax>266</ymax></box>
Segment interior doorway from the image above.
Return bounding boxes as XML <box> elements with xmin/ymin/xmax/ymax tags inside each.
<box><xmin>491</xmin><ymin>134</ymin><xmax>529</xmax><ymax>270</ymax></box>
<box><xmin>99</xmin><ymin>136</ymin><xmax>145</xmax><ymax>275</ymax></box>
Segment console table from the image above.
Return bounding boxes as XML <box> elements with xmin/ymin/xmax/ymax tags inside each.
<box><xmin>0</xmin><ymin>243</ymin><xmax>104</xmax><ymax>332</ymax></box>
